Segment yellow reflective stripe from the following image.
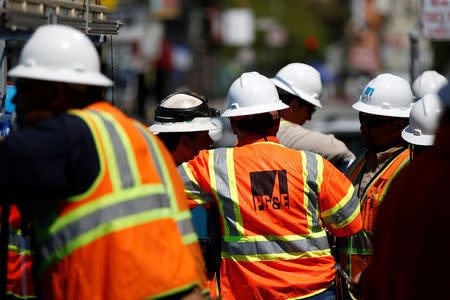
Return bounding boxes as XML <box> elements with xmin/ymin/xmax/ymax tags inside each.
<box><xmin>251</xmin><ymin>141</ymin><xmax>285</xmax><ymax>147</ymax></box>
<box><xmin>324</xmin><ymin>187</ymin><xmax>360</xmax><ymax>229</ymax></box>
<box><xmin>145</xmin><ymin>282</ymin><xmax>199</xmax><ymax>300</ymax></box>
<box><xmin>316</xmin><ymin>154</ymin><xmax>324</xmax><ymax>194</ymax></box>
<box><xmin>96</xmin><ymin>111</ymin><xmax>141</xmax><ymax>187</ymax></box>
<box><xmin>182</xmin><ymin>233</ymin><xmax>198</xmax><ymax>245</ymax></box>
<box><xmin>67</xmin><ymin>110</ymin><xmax>105</xmax><ymax>202</ymax></box>
<box><xmin>286</xmin><ymin>286</ymin><xmax>330</xmax><ymax>300</ymax></box>
<box><xmin>321</xmin><ymin>185</ymin><xmax>354</xmax><ymax>220</ymax></box>
<box><xmin>182</xmin><ymin>164</ymin><xmax>208</xmax><ymax>205</ymax></box>
<box><xmin>221</xmin><ymin>249</ymin><xmax>331</xmax><ymax>262</ymax></box>
<box><xmin>84</xmin><ymin>111</ymin><xmax>121</xmax><ymax>191</ymax></box>
<box><xmin>6</xmin><ymin>291</ymin><xmax>37</xmax><ymax>299</ymax></box>
<box><xmin>280</xmin><ymin>120</ymin><xmax>292</xmax><ymax>126</ymax></box>
<box><xmin>37</xmin><ymin>184</ymin><xmax>165</xmax><ymax>243</ymax></box>
<box><xmin>209</xmin><ymin>149</ymin><xmax>230</xmax><ymax>236</ymax></box>
<box><xmin>7</xmin><ymin>245</ymin><xmax>31</xmax><ymax>256</ymax></box>
<box><xmin>301</xmin><ymin>152</ymin><xmax>314</xmax><ymax>232</ymax></box>
<box><xmin>175</xmin><ymin>210</ymin><xmax>197</xmax><ymax>245</ymax></box>
<box><xmin>227</xmin><ymin>148</ymin><xmax>245</xmax><ymax>236</ymax></box>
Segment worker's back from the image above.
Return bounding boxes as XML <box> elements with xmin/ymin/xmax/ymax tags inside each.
<box><xmin>29</xmin><ymin>102</ymin><xmax>201</xmax><ymax>299</ymax></box>
<box><xmin>180</xmin><ymin>134</ymin><xmax>362</xmax><ymax>299</ymax></box>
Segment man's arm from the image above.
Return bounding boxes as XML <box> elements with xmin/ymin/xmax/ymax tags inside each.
<box><xmin>278</xmin><ymin>123</ymin><xmax>355</xmax><ymax>167</ymax></box>
<box><xmin>317</xmin><ymin>156</ymin><xmax>362</xmax><ymax>237</ymax></box>
<box><xmin>177</xmin><ymin>151</ymin><xmax>217</xmax><ymax>208</ymax></box>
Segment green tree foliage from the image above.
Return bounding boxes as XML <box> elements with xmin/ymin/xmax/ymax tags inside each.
<box><xmin>222</xmin><ymin>0</ymin><xmax>349</xmax><ymax>73</ymax></box>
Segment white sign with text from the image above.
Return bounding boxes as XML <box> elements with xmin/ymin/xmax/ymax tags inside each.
<box><xmin>422</xmin><ymin>0</ymin><xmax>450</xmax><ymax>40</ymax></box>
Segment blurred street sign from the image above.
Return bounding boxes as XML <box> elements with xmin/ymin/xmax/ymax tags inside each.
<box><xmin>221</xmin><ymin>8</ymin><xmax>255</xmax><ymax>47</ymax></box>
<box><xmin>421</xmin><ymin>0</ymin><xmax>450</xmax><ymax>40</ymax></box>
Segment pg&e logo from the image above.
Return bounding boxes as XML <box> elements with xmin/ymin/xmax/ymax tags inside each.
<box><xmin>250</xmin><ymin>170</ymin><xmax>289</xmax><ymax>211</ymax></box>
<box><xmin>363</xmin><ymin>87</ymin><xmax>375</xmax><ymax>102</ymax></box>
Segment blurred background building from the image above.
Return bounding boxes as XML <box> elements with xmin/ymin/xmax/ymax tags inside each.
<box><xmin>99</xmin><ymin>0</ymin><xmax>450</xmax><ymax>156</ymax></box>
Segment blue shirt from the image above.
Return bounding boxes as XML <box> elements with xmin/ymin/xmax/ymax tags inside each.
<box><xmin>0</xmin><ymin>112</ymin><xmax>99</xmax><ymax>206</ymax></box>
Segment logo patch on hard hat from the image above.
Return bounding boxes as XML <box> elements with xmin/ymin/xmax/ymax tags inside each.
<box><xmin>363</xmin><ymin>87</ymin><xmax>375</xmax><ymax>102</ymax></box>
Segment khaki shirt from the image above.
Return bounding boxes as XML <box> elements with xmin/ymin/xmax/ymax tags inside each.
<box><xmin>355</xmin><ymin>146</ymin><xmax>405</xmax><ymax>198</ymax></box>
<box><xmin>277</xmin><ymin>118</ymin><xmax>355</xmax><ymax>165</ymax></box>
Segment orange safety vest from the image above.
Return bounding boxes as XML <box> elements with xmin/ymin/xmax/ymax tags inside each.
<box><xmin>339</xmin><ymin>148</ymin><xmax>410</xmax><ymax>283</ymax></box>
<box><xmin>33</xmin><ymin>102</ymin><xmax>202</xmax><ymax>300</ymax></box>
<box><xmin>0</xmin><ymin>204</ymin><xmax>36</xmax><ymax>299</ymax></box>
<box><xmin>179</xmin><ymin>135</ymin><xmax>362</xmax><ymax>300</ymax></box>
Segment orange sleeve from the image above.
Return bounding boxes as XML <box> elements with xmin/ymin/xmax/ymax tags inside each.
<box><xmin>319</xmin><ymin>157</ymin><xmax>362</xmax><ymax>237</ymax></box>
<box><xmin>178</xmin><ymin>150</ymin><xmax>217</xmax><ymax>207</ymax></box>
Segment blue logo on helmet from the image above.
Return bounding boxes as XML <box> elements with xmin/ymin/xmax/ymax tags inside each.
<box><xmin>363</xmin><ymin>87</ymin><xmax>375</xmax><ymax>102</ymax></box>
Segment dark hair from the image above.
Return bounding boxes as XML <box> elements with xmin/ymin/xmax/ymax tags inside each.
<box><xmin>157</xmin><ymin>132</ymin><xmax>198</xmax><ymax>152</ymax></box>
<box><xmin>276</xmin><ymin>87</ymin><xmax>301</xmax><ymax>105</ymax></box>
<box><xmin>233</xmin><ymin>112</ymin><xmax>279</xmax><ymax>135</ymax></box>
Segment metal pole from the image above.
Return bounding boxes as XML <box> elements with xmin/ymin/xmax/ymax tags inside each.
<box><xmin>85</xmin><ymin>0</ymin><xmax>91</xmax><ymax>34</ymax></box>
<box><xmin>409</xmin><ymin>30</ymin><xmax>419</xmax><ymax>86</ymax></box>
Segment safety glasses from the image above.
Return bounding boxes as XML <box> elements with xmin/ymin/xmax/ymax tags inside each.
<box><xmin>358</xmin><ymin>112</ymin><xmax>393</xmax><ymax>128</ymax></box>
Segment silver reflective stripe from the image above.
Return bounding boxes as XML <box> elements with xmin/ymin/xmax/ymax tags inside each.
<box><xmin>177</xmin><ymin>218</ymin><xmax>196</xmax><ymax>236</ymax></box>
<box><xmin>350</xmin><ymin>231</ymin><xmax>373</xmax><ymax>250</ymax></box>
<box><xmin>135</xmin><ymin>124</ymin><xmax>198</xmax><ymax>237</ymax></box>
<box><xmin>8</xmin><ymin>231</ymin><xmax>31</xmax><ymax>250</ymax></box>
<box><xmin>178</xmin><ymin>165</ymin><xmax>215</xmax><ymax>203</ymax></box>
<box><xmin>323</xmin><ymin>191</ymin><xmax>360</xmax><ymax>226</ymax></box>
<box><xmin>222</xmin><ymin>236</ymin><xmax>330</xmax><ymax>256</ymax></box>
<box><xmin>88</xmin><ymin>110</ymin><xmax>135</xmax><ymax>189</ymax></box>
<box><xmin>213</xmin><ymin>148</ymin><xmax>240</xmax><ymax>237</ymax></box>
<box><xmin>37</xmin><ymin>194</ymin><xmax>169</xmax><ymax>262</ymax></box>
<box><xmin>304</xmin><ymin>151</ymin><xmax>322</xmax><ymax>231</ymax></box>
<box><xmin>135</xmin><ymin>124</ymin><xmax>165</xmax><ymax>187</ymax></box>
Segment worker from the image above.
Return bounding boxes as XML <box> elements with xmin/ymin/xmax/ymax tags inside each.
<box><xmin>337</xmin><ymin>73</ymin><xmax>413</xmax><ymax>299</ymax></box>
<box><xmin>149</xmin><ymin>90</ymin><xmax>219</xmax><ymax>166</ymax></box>
<box><xmin>149</xmin><ymin>90</ymin><xmax>221</xmax><ymax>298</ymax></box>
<box><xmin>412</xmin><ymin>70</ymin><xmax>448</xmax><ymax>100</ymax></box>
<box><xmin>178</xmin><ymin>71</ymin><xmax>363</xmax><ymax>300</ymax></box>
<box><xmin>271</xmin><ymin>63</ymin><xmax>355</xmax><ymax>170</ymax></box>
<box><xmin>0</xmin><ymin>24</ymin><xmax>205</xmax><ymax>300</ymax></box>
<box><xmin>361</xmin><ymin>82</ymin><xmax>450</xmax><ymax>300</ymax></box>
<box><xmin>401</xmin><ymin>93</ymin><xmax>443</xmax><ymax>159</ymax></box>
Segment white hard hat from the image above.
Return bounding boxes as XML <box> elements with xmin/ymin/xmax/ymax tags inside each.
<box><xmin>352</xmin><ymin>73</ymin><xmax>413</xmax><ymax>118</ymax></box>
<box><xmin>8</xmin><ymin>24</ymin><xmax>113</xmax><ymax>86</ymax></box>
<box><xmin>271</xmin><ymin>63</ymin><xmax>322</xmax><ymax>108</ymax></box>
<box><xmin>402</xmin><ymin>93</ymin><xmax>443</xmax><ymax>146</ymax></box>
<box><xmin>149</xmin><ymin>91</ymin><xmax>219</xmax><ymax>134</ymax></box>
<box><xmin>412</xmin><ymin>70</ymin><xmax>448</xmax><ymax>99</ymax></box>
<box><xmin>221</xmin><ymin>71</ymin><xmax>289</xmax><ymax>118</ymax></box>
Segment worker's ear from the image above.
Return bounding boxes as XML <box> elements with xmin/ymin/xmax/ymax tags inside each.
<box><xmin>51</xmin><ymin>82</ymin><xmax>73</xmax><ymax>111</ymax></box>
<box><xmin>179</xmin><ymin>134</ymin><xmax>191</xmax><ymax>149</ymax></box>
<box><xmin>229</xmin><ymin>118</ymin><xmax>238</xmax><ymax>135</ymax></box>
<box><xmin>393</xmin><ymin>118</ymin><xmax>408</xmax><ymax>130</ymax></box>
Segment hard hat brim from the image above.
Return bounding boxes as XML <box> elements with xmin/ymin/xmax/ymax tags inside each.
<box><xmin>148</xmin><ymin>117</ymin><xmax>218</xmax><ymax>134</ymax></box>
<box><xmin>352</xmin><ymin>100</ymin><xmax>411</xmax><ymax>118</ymax></box>
<box><xmin>271</xmin><ymin>77</ymin><xmax>322</xmax><ymax>108</ymax></box>
<box><xmin>221</xmin><ymin>101</ymin><xmax>289</xmax><ymax>118</ymax></box>
<box><xmin>401</xmin><ymin>126</ymin><xmax>434</xmax><ymax>146</ymax></box>
<box><xmin>8</xmin><ymin>65</ymin><xmax>114</xmax><ymax>87</ymax></box>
